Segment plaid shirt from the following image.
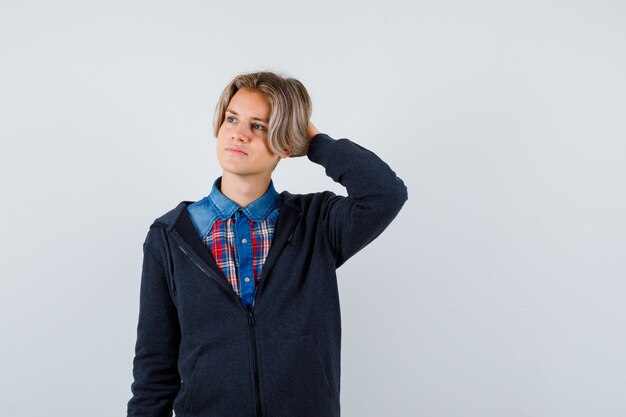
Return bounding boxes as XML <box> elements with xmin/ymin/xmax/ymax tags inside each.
<box><xmin>186</xmin><ymin>176</ymin><xmax>281</xmax><ymax>307</ymax></box>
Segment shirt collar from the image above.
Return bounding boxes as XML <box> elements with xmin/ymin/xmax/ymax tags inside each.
<box><xmin>209</xmin><ymin>176</ymin><xmax>281</xmax><ymax>222</ymax></box>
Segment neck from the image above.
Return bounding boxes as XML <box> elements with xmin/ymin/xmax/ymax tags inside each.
<box><xmin>219</xmin><ymin>172</ymin><xmax>271</xmax><ymax>208</ymax></box>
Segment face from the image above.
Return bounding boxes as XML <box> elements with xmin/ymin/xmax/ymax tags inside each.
<box><xmin>216</xmin><ymin>88</ymin><xmax>290</xmax><ymax>180</ymax></box>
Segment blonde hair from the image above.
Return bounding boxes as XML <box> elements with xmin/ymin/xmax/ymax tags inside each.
<box><xmin>214</xmin><ymin>71</ymin><xmax>312</xmax><ymax>157</ymax></box>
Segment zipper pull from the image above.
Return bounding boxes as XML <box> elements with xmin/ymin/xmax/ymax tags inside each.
<box><xmin>247</xmin><ymin>311</ymin><xmax>255</xmax><ymax>326</ymax></box>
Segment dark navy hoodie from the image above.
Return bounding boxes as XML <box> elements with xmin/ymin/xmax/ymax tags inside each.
<box><xmin>127</xmin><ymin>133</ymin><xmax>408</xmax><ymax>417</ymax></box>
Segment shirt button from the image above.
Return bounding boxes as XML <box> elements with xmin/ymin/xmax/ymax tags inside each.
<box><xmin>241</xmin><ymin>238</ymin><xmax>248</xmax><ymax>243</ymax></box>
<box><xmin>244</xmin><ymin>277</ymin><xmax>251</xmax><ymax>283</ymax></box>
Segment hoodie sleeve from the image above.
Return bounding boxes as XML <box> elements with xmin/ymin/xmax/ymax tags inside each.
<box><xmin>306</xmin><ymin>133</ymin><xmax>409</xmax><ymax>268</ymax></box>
<box><xmin>127</xmin><ymin>227</ymin><xmax>181</xmax><ymax>417</ymax></box>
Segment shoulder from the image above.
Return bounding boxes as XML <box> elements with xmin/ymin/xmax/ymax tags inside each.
<box><xmin>141</xmin><ymin>200</ymin><xmax>191</xmax><ymax>256</ymax></box>
<box><xmin>148</xmin><ymin>200</ymin><xmax>191</xmax><ymax>230</ymax></box>
<box><xmin>279</xmin><ymin>190</ymin><xmax>344</xmax><ymax>214</ymax></box>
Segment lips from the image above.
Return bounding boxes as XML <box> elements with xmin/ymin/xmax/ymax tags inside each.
<box><xmin>226</xmin><ymin>147</ymin><xmax>247</xmax><ymax>155</ymax></box>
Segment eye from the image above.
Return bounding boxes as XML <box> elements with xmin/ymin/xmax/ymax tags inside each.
<box><xmin>226</xmin><ymin>116</ymin><xmax>236</xmax><ymax>123</ymax></box>
<box><xmin>252</xmin><ymin>123</ymin><xmax>266</xmax><ymax>131</ymax></box>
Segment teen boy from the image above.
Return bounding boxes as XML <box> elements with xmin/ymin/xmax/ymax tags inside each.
<box><xmin>127</xmin><ymin>71</ymin><xmax>408</xmax><ymax>417</ymax></box>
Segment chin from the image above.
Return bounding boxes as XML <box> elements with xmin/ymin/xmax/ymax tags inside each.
<box><xmin>220</xmin><ymin>165</ymin><xmax>252</xmax><ymax>175</ymax></box>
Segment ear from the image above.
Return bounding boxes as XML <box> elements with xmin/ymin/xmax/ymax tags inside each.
<box><xmin>278</xmin><ymin>150</ymin><xmax>292</xmax><ymax>158</ymax></box>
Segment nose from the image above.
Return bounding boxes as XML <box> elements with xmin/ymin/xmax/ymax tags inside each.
<box><xmin>232</xmin><ymin>123</ymin><xmax>252</xmax><ymax>142</ymax></box>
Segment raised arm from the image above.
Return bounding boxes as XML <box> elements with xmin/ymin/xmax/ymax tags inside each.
<box><xmin>302</xmin><ymin>122</ymin><xmax>408</xmax><ymax>267</ymax></box>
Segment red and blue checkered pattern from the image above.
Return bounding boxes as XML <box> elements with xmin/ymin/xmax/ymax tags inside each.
<box><xmin>204</xmin><ymin>215</ymin><xmax>276</xmax><ymax>297</ymax></box>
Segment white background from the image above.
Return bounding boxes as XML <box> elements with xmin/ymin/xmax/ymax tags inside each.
<box><xmin>1</xmin><ymin>0</ymin><xmax>625</xmax><ymax>416</ymax></box>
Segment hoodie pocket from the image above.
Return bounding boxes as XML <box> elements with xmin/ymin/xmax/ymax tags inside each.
<box><xmin>177</xmin><ymin>343</ymin><xmax>254</xmax><ymax>417</ymax></box>
<box><xmin>261</xmin><ymin>334</ymin><xmax>336</xmax><ymax>417</ymax></box>
<box><xmin>178</xmin><ymin>355</ymin><xmax>201</xmax><ymax>417</ymax></box>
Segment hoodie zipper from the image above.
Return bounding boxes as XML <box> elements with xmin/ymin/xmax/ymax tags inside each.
<box><xmin>247</xmin><ymin>310</ymin><xmax>262</xmax><ymax>417</ymax></box>
<box><xmin>176</xmin><ymin>243</ymin><xmax>263</xmax><ymax>417</ymax></box>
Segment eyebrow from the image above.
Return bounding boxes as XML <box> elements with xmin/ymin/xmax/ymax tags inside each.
<box><xmin>225</xmin><ymin>109</ymin><xmax>269</xmax><ymax>123</ymax></box>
